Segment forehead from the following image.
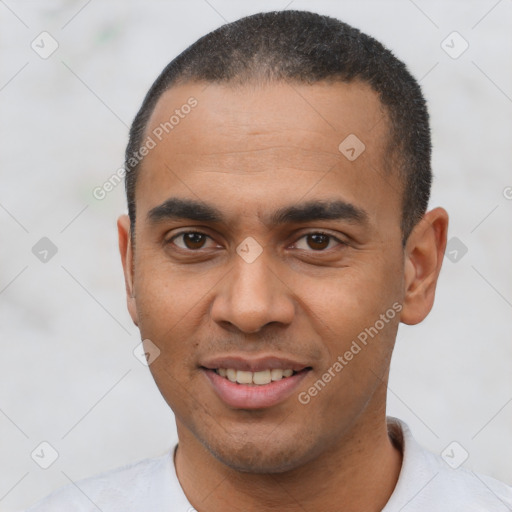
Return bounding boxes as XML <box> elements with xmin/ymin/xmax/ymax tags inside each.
<box><xmin>145</xmin><ymin>80</ymin><xmax>388</xmax><ymax>154</ymax></box>
<box><xmin>135</xmin><ymin>80</ymin><xmax>400</xmax><ymax>234</ymax></box>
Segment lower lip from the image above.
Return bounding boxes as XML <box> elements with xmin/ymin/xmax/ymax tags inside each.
<box><xmin>202</xmin><ymin>368</ymin><xmax>310</xmax><ymax>409</ymax></box>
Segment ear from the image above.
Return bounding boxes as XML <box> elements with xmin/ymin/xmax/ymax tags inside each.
<box><xmin>400</xmin><ymin>207</ymin><xmax>449</xmax><ymax>325</ymax></box>
<box><xmin>117</xmin><ymin>214</ymin><xmax>139</xmax><ymax>327</ymax></box>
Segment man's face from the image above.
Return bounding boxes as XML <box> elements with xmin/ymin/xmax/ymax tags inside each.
<box><xmin>121</xmin><ymin>80</ymin><xmax>408</xmax><ymax>472</ymax></box>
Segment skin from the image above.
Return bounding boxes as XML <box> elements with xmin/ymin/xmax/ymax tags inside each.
<box><xmin>118</xmin><ymin>80</ymin><xmax>448</xmax><ymax>512</ymax></box>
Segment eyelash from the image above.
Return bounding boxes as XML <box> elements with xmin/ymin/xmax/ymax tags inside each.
<box><xmin>167</xmin><ymin>230</ymin><xmax>347</xmax><ymax>253</ymax></box>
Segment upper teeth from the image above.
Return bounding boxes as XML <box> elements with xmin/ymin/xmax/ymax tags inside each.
<box><xmin>216</xmin><ymin>368</ymin><xmax>294</xmax><ymax>385</ymax></box>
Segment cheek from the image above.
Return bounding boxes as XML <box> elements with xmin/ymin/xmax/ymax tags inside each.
<box><xmin>291</xmin><ymin>262</ymin><xmax>401</xmax><ymax>396</ymax></box>
<box><xmin>297</xmin><ymin>266</ymin><xmax>396</xmax><ymax>330</ymax></box>
<box><xmin>132</xmin><ymin>276</ymin><xmax>201</xmax><ymax>390</ymax></box>
<box><xmin>134</xmin><ymin>265</ymin><xmax>205</xmax><ymax>413</ymax></box>
<box><xmin>133</xmin><ymin>254</ymin><xmax>214</xmax><ymax>335</ymax></box>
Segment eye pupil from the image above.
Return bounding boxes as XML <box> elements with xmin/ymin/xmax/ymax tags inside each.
<box><xmin>184</xmin><ymin>232</ymin><xmax>206</xmax><ymax>249</ymax></box>
<box><xmin>307</xmin><ymin>234</ymin><xmax>329</xmax><ymax>250</ymax></box>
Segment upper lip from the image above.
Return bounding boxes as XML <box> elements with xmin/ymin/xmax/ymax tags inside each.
<box><xmin>200</xmin><ymin>355</ymin><xmax>311</xmax><ymax>373</ymax></box>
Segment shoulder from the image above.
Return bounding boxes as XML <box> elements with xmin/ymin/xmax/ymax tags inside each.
<box><xmin>418</xmin><ymin>444</ymin><xmax>512</xmax><ymax>510</ymax></box>
<box><xmin>25</xmin><ymin>449</ymin><xmax>175</xmax><ymax>512</ymax></box>
<box><xmin>385</xmin><ymin>417</ymin><xmax>512</xmax><ymax>511</ymax></box>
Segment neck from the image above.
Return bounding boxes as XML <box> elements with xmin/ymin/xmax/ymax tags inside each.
<box><xmin>175</xmin><ymin>400</ymin><xmax>402</xmax><ymax>512</ymax></box>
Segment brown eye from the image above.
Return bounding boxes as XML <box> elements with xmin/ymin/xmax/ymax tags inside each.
<box><xmin>306</xmin><ymin>233</ymin><xmax>330</xmax><ymax>250</ymax></box>
<box><xmin>172</xmin><ymin>232</ymin><xmax>210</xmax><ymax>250</ymax></box>
<box><xmin>294</xmin><ymin>232</ymin><xmax>345</xmax><ymax>252</ymax></box>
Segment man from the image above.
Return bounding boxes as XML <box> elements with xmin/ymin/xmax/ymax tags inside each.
<box><xmin>27</xmin><ymin>10</ymin><xmax>512</xmax><ymax>512</ymax></box>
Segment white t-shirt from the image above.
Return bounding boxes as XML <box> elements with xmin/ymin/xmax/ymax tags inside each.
<box><xmin>25</xmin><ymin>417</ymin><xmax>512</xmax><ymax>511</ymax></box>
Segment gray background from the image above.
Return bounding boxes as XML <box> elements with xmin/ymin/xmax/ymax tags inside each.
<box><xmin>1</xmin><ymin>0</ymin><xmax>511</xmax><ymax>510</ymax></box>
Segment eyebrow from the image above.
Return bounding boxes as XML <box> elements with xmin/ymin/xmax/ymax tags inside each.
<box><xmin>147</xmin><ymin>197</ymin><xmax>368</xmax><ymax>227</ymax></box>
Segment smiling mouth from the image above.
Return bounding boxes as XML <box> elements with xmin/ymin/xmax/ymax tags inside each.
<box><xmin>202</xmin><ymin>365</ymin><xmax>312</xmax><ymax>409</ymax></box>
<box><xmin>212</xmin><ymin>368</ymin><xmax>308</xmax><ymax>385</ymax></box>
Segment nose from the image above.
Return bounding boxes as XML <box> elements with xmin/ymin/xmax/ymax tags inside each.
<box><xmin>210</xmin><ymin>248</ymin><xmax>295</xmax><ymax>334</ymax></box>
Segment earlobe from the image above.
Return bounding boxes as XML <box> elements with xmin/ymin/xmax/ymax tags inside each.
<box><xmin>400</xmin><ymin>207</ymin><xmax>449</xmax><ymax>325</ymax></box>
<box><xmin>117</xmin><ymin>214</ymin><xmax>139</xmax><ymax>327</ymax></box>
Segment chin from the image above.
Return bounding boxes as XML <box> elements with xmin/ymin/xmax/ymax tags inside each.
<box><xmin>200</xmin><ymin>428</ymin><xmax>321</xmax><ymax>474</ymax></box>
<box><xmin>212</xmin><ymin>444</ymin><xmax>305</xmax><ymax>474</ymax></box>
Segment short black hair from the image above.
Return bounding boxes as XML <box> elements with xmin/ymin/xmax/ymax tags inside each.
<box><xmin>125</xmin><ymin>10</ymin><xmax>431</xmax><ymax>243</ymax></box>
